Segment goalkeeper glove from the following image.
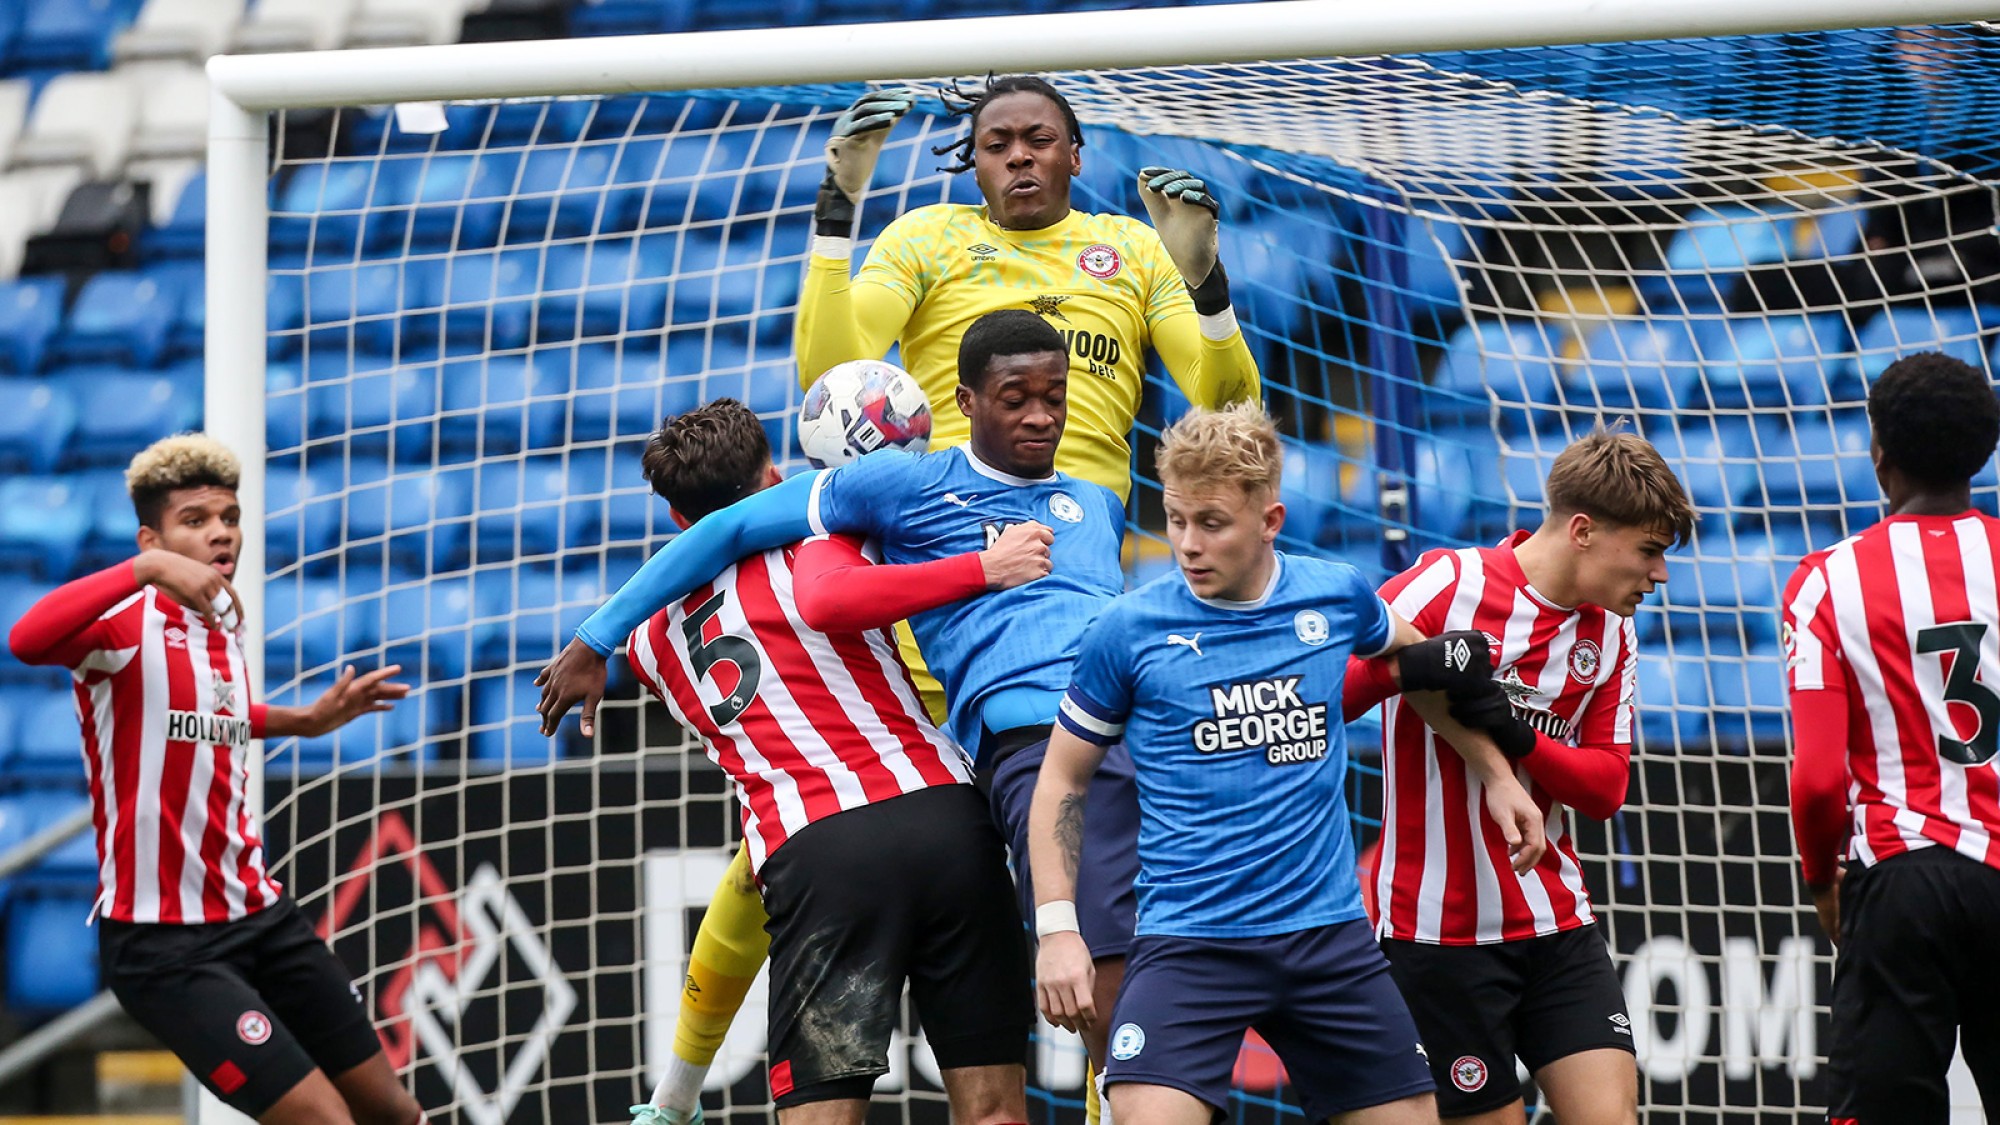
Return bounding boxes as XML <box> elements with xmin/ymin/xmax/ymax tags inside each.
<box><xmin>1395</xmin><ymin>629</ymin><xmax>1493</xmax><ymax>695</ymax></box>
<box><xmin>1447</xmin><ymin>679</ymin><xmax>1538</xmax><ymax>762</ymax></box>
<box><xmin>1137</xmin><ymin>166</ymin><xmax>1229</xmax><ymax>315</ymax></box>
<box><xmin>816</xmin><ymin>87</ymin><xmax>918</xmax><ymax>238</ymax></box>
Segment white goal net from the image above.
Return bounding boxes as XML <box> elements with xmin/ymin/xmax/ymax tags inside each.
<box><xmin>226</xmin><ymin>12</ymin><xmax>2000</xmax><ymax>1124</ymax></box>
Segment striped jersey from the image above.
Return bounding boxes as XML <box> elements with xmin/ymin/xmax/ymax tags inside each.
<box><xmin>624</xmin><ymin>544</ymin><xmax>974</xmax><ymax>872</ymax></box>
<box><xmin>64</xmin><ymin>587</ymin><xmax>279</xmax><ymax>925</ymax></box>
<box><xmin>1783</xmin><ymin>512</ymin><xmax>2000</xmax><ymax>871</ymax></box>
<box><xmin>1375</xmin><ymin>535</ymin><xmax>1638</xmax><ymax>945</ymax></box>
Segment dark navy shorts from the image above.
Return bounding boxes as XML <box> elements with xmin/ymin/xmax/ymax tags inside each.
<box><xmin>985</xmin><ymin>727</ymin><xmax>1139</xmax><ymax>960</ymax></box>
<box><xmin>1103</xmin><ymin>918</ymin><xmax>1436</xmax><ymax>1121</ymax></box>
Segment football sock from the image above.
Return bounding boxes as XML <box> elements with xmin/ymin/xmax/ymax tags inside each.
<box><xmin>662</xmin><ymin>845</ymin><xmax>771</xmax><ymax>1110</ymax></box>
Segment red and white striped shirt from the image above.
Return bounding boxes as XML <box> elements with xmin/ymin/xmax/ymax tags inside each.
<box><xmin>1375</xmin><ymin>535</ymin><xmax>1637</xmax><ymax>945</ymax></box>
<box><xmin>1784</xmin><ymin>513</ymin><xmax>2000</xmax><ymax>872</ymax></box>
<box><xmin>625</xmin><ymin>544</ymin><xmax>974</xmax><ymax>873</ymax></box>
<box><xmin>23</xmin><ymin>581</ymin><xmax>281</xmax><ymax>925</ymax></box>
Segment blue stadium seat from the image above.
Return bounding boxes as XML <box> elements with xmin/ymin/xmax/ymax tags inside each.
<box><xmin>600</xmin><ymin>445</ymin><xmax>666</xmax><ymax>544</ymax></box>
<box><xmin>1570</xmin><ymin>319</ymin><xmax>1703</xmax><ymax>412</ymax></box>
<box><xmin>147</xmin><ymin>168</ymin><xmax>207</xmax><ymax>259</ymax></box>
<box><xmin>380</xmin><ymin>575</ymin><xmax>476</xmax><ymax>682</ymax></box>
<box><xmin>570</xmin><ymin>0</ymin><xmax>670</xmax><ymax>37</ymax></box>
<box><xmin>468</xmin><ymin>670</ymin><xmax>564</xmax><ymax>763</ymax></box>
<box><xmin>307</xmin><ymin>358</ymin><xmax>439</xmax><ymax>461</ymax></box>
<box><xmin>12</xmin><ymin>787</ymin><xmax>96</xmax><ymax>883</ymax></box>
<box><xmin>266</xmin><ymin>573</ymin><xmax>369</xmax><ymax>681</ymax></box>
<box><xmin>1639</xmin><ymin>415</ymin><xmax>1764</xmax><ymax>515</ymax></box>
<box><xmin>13</xmin><ymin>0</ymin><xmax>136</xmax><ymax>69</ymax></box>
<box><xmin>68</xmin><ymin>371</ymin><xmax>202</xmax><ymax>464</ymax></box>
<box><xmin>76</xmin><ymin>469</ymin><xmax>137</xmax><ymax>572</ymax></box>
<box><xmin>7</xmin><ymin>890</ymin><xmax>100</xmax><ymax>1013</ymax></box>
<box><xmin>150</xmin><ymin>263</ymin><xmax>206</xmax><ymax>360</ymax></box>
<box><xmin>1855</xmin><ymin>306</ymin><xmax>1994</xmax><ymax>380</ymax></box>
<box><xmin>264</xmin><ymin>459</ymin><xmax>350</xmax><ymax>571</ymax></box>
<box><xmin>536</xmin><ymin>233</ymin><xmax>673</xmax><ymax>341</ymax></box>
<box><xmin>443</xmin><ymin>247</ymin><xmax>541</xmax><ymax>350</ymax></box>
<box><xmin>1705</xmin><ymin>647</ymin><xmax>1789</xmax><ymax>747</ymax></box>
<box><xmin>0</xmin><ymin>379</ymin><xmax>76</xmax><ymax>473</ymax></box>
<box><xmin>1277</xmin><ymin>442</ymin><xmax>1359</xmax><ymax>549</ymax></box>
<box><xmin>0</xmin><ymin>692</ymin><xmax>17</xmax><ymax>767</ymax></box>
<box><xmin>1699</xmin><ymin>313</ymin><xmax>1857</xmax><ymax>408</ymax></box>
<box><xmin>342</xmin><ymin>465</ymin><xmax>473</xmax><ymax>573</ymax></box>
<box><xmin>0</xmin><ymin>277</ymin><xmax>66</xmax><ymax>373</ymax></box>
<box><xmin>0</xmin><ymin>584</ymin><xmax>58</xmax><ymax>683</ymax></box>
<box><xmin>474</xmin><ymin>565</ymin><xmax>609</xmax><ymax>670</ymax></box>
<box><xmin>268</xmin><ymin>674</ymin><xmax>436</xmax><ymax>772</ymax></box>
<box><xmin>1644</xmin><ymin>204</ymin><xmax>1793</xmax><ymax>310</ymax></box>
<box><xmin>1653</xmin><ymin>529</ymin><xmax>1782</xmax><ymax>648</ymax></box>
<box><xmin>1635</xmin><ymin>650</ymin><xmax>1711</xmax><ymax>748</ymax></box>
<box><xmin>0</xmin><ymin>477</ymin><xmax>92</xmax><ymax>577</ymax></box>
<box><xmin>1431</xmin><ymin>320</ymin><xmax>1561</xmax><ymax>431</ymax></box>
<box><xmin>474</xmin><ymin>456</ymin><xmax>593</xmax><ymax>562</ymax></box>
<box><xmin>51</xmin><ymin>271</ymin><xmax>176</xmax><ymax>369</ymax></box>
<box><xmin>1497</xmin><ymin>444</ymin><xmax>1561</xmax><ymax>520</ymax></box>
<box><xmin>265</xmin><ymin>265</ymin><xmax>307</xmax><ymax>356</ymax></box>
<box><xmin>303</xmin><ymin>260</ymin><xmax>442</xmax><ymax>355</ymax></box>
<box><xmin>438</xmin><ymin>351</ymin><xmax>576</xmax><ymax>454</ymax></box>
<box><xmin>1758</xmin><ymin>408</ymin><xmax>1876</xmax><ymax>519</ymax></box>
<box><xmin>1414</xmin><ymin>425</ymin><xmax>1507</xmax><ymax>540</ymax></box>
<box><xmin>10</xmin><ymin>693</ymin><xmax>81</xmax><ymax>781</ymax></box>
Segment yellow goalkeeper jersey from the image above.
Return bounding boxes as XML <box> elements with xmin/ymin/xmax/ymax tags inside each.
<box><xmin>794</xmin><ymin>203</ymin><xmax>1261</xmax><ymax>500</ymax></box>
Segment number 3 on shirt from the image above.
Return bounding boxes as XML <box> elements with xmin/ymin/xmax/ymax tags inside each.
<box><xmin>683</xmin><ymin>590</ymin><xmax>763</xmax><ymax>727</ymax></box>
<box><xmin>1917</xmin><ymin>621</ymin><xmax>2000</xmax><ymax>766</ymax></box>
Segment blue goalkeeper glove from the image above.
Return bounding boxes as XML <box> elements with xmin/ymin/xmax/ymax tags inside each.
<box><xmin>815</xmin><ymin>87</ymin><xmax>918</xmax><ymax>238</ymax></box>
<box><xmin>1137</xmin><ymin>165</ymin><xmax>1230</xmax><ymax>315</ymax></box>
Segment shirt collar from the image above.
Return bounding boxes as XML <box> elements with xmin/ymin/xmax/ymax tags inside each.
<box><xmin>959</xmin><ymin>444</ymin><xmax>1057</xmax><ymax>487</ymax></box>
<box><xmin>1181</xmin><ymin>554</ymin><xmax>1285</xmax><ymax>611</ymax></box>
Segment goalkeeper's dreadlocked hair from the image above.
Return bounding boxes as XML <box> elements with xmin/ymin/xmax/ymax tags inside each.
<box><xmin>932</xmin><ymin>74</ymin><xmax>1084</xmax><ymax>174</ymax></box>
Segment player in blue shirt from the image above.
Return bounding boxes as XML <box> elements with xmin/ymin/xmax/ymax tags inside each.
<box><xmin>535</xmin><ymin>309</ymin><xmax>1143</xmax><ymax>1071</ymax></box>
<box><xmin>1028</xmin><ymin>402</ymin><xmax>1546</xmax><ymax>1125</ymax></box>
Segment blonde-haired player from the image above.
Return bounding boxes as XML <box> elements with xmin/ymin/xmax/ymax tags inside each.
<box><xmin>645</xmin><ymin>77</ymin><xmax>1263</xmax><ymax>1125</ymax></box>
<box><xmin>8</xmin><ymin>434</ymin><xmax>420</xmax><ymax>1125</ymax></box>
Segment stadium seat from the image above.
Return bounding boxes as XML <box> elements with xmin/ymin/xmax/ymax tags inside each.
<box><xmin>443</xmin><ymin>246</ymin><xmax>541</xmax><ymax>350</ymax></box>
<box><xmin>1705</xmin><ymin>647</ymin><xmax>1789</xmax><ymax>747</ymax></box>
<box><xmin>0</xmin><ymin>584</ymin><xmax>57</xmax><ymax>681</ymax></box>
<box><xmin>536</xmin><ymin>233</ymin><xmax>672</xmax><ymax>341</ymax></box>
<box><xmin>144</xmin><ymin>166</ymin><xmax>205</xmax><ymax>258</ymax></box>
<box><xmin>303</xmin><ymin>259</ymin><xmax>441</xmax><ymax>355</ymax></box>
<box><xmin>0</xmin><ymin>379</ymin><xmax>76</xmax><ymax>474</ymax></box>
<box><xmin>474</xmin><ymin>455</ymin><xmax>593</xmax><ymax>562</ymax></box>
<box><xmin>1570</xmin><ymin>318</ymin><xmax>1703</xmax><ymax>413</ymax></box>
<box><xmin>598</xmin><ymin>445</ymin><xmax>666</xmax><ymax>544</ymax></box>
<box><xmin>1643</xmin><ymin>204</ymin><xmax>1793</xmax><ymax>310</ymax></box>
<box><xmin>10</xmin><ymin>693</ymin><xmax>83</xmax><ymax>780</ymax></box>
<box><xmin>1638</xmin><ymin>414</ymin><xmax>1764</xmax><ymax>516</ymax></box>
<box><xmin>1699</xmin><ymin>313</ymin><xmax>1857</xmax><ymax>408</ymax></box>
<box><xmin>0</xmin><ymin>476</ymin><xmax>92</xmax><ymax>577</ymax></box>
<box><xmin>115</xmin><ymin>0</ymin><xmax>243</xmax><ymax>62</ymax></box>
<box><xmin>1758</xmin><ymin>407</ymin><xmax>1876</xmax><ymax>517</ymax></box>
<box><xmin>266</xmin><ymin>572</ymin><xmax>371</xmax><ymax>680</ymax></box>
<box><xmin>1654</xmin><ymin>528</ymin><xmax>1782</xmax><ymax>648</ymax></box>
<box><xmin>379</xmin><ymin>575</ymin><xmax>475</xmax><ymax>682</ymax></box>
<box><xmin>268</xmin><ymin>671</ymin><xmax>437</xmax><ymax>772</ymax></box>
<box><xmin>1635</xmin><ymin>649</ymin><xmax>1710</xmax><ymax>748</ymax></box>
<box><xmin>0</xmin><ymin>81</ymin><xmax>32</xmax><ymax>179</ymax></box>
<box><xmin>438</xmin><ymin>350</ymin><xmax>576</xmax><ymax>454</ymax></box>
<box><xmin>231</xmin><ymin>0</ymin><xmax>355</xmax><ymax>52</ymax></box>
<box><xmin>357</xmin><ymin>153</ymin><xmax>479</xmax><ymax>253</ymax></box>
<box><xmin>11</xmin><ymin>71</ymin><xmax>140</xmax><ymax>179</ymax></box>
<box><xmin>263</xmin><ymin>458</ymin><xmax>348</xmax><ymax>570</ymax></box>
<box><xmin>345</xmin><ymin>0</ymin><xmax>472</xmax><ymax>46</ymax></box>
<box><xmin>0</xmin><ymin>276</ymin><xmax>64</xmax><ymax>373</ymax></box>
<box><xmin>467</xmin><ymin>669</ymin><xmax>564</xmax><ymax>763</ymax></box>
<box><xmin>341</xmin><ymin>465</ymin><xmax>473</xmax><ymax>573</ymax></box>
<box><xmin>1415</xmin><ymin>425</ymin><xmax>1507</xmax><ymax>540</ymax></box>
<box><xmin>474</xmin><ymin>564</ymin><xmax>607</xmax><ymax>670</ymax></box>
<box><xmin>6</xmin><ymin>890</ymin><xmax>100</xmax><ymax>1013</ymax></box>
<box><xmin>126</xmin><ymin>63</ymin><xmax>210</xmax><ymax>162</ymax></box>
<box><xmin>309</xmin><ymin>358</ymin><xmax>439</xmax><ymax>462</ymax></box>
<box><xmin>51</xmin><ymin>269</ymin><xmax>176</xmax><ymax>367</ymax></box>
<box><xmin>14</xmin><ymin>0</ymin><xmax>139</xmax><ymax>70</ymax></box>
<box><xmin>1430</xmin><ymin>320</ymin><xmax>1561</xmax><ymax>431</ymax></box>
<box><xmin>67</xmin><ymin>370</ymin><xmax>201</xmax><ymax>464</ymax></box>
<box><xmin>76</xmin><ymin>468</ymin><xmax>138</xmax><ymax>571</ymax></box>
<box><xmin>1855</xmin><ymin>306</ymin><xmax>1993</xmax><ymax>380</ymax></box>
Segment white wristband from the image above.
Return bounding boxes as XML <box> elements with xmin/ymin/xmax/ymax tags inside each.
<box><xmin>1035</xmin><ymin>900</ymin><xmax>1081</xmax><ymax>938</ymax></box>
<box><xmin>811</xmin><ymin>234</ymin><xmax>854</xmax><ymax>261</ymax></box>
<box><xmin>1196</xmin><ymin>305</ymin><xmax>1240</xmax><ymax>342</ymax></box>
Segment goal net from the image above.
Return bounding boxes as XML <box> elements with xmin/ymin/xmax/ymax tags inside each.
<box><xmin>230</xmin><ymin>13</ymin><xmax>2000</xmax><ymax>1124</ymax></box>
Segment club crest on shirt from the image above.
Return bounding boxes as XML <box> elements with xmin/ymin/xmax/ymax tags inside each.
<box><xmin>1568</xmin><ymin>639</ymin><xmax>1601</xmax><ymax>684</ymax></box>
<box><xmin>1049</xmin><ymin>493</ymin><xmax>1084</xmax><ymax>523</ymax></box>
<box><xmin>1294</xmin><ymin>610</ymin><xmax>1328</xmax><ymax>646</ymax></box>
<box><xmin>1077</xmin><ymin>243</ymin><xmax>1122</xmax><ymax>279</ymax></box>
<box><xmin>1450</xmin><ymin>1055</ymin><xmax>1488</xmax><ymax>1092</ymax></box>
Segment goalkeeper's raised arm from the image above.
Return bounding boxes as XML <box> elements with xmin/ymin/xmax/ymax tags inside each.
<box><xmin>793</xmin><ymin>75</ymin><xmax>1260</xmax><ymax>501</ymax></box>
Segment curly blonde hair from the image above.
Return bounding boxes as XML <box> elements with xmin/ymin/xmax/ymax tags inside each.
<box><xmin>126</xmin><ymin>433</ymin><xmax>241</xmax><ymax>529</ymax></box>
<box><xmin>1155</xmin><ymin>400</ymin><xmax>1282</xmax><ymax>499</ymax></box>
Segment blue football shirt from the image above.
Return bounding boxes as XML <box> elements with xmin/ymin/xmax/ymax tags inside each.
<box><xmin>810</xmin><ymin>445</ymin><xmax>1127</xmax><ymax>757</ymax></box>
<box><xmin>1057</xmin><ymin>554</ymin><xmax>1395</xmax><ymax>939</ymax></box>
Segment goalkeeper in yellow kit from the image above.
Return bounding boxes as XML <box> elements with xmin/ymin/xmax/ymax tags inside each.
<box><xmin>641</xmin><ymin>76</ymin><xmax>1259</xmax><ymax>1125</ymax></box>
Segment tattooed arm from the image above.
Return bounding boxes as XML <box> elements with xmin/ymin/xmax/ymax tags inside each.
<box><xmin>1028</xmin><ymin>726</ymin><xmax>1111</xmax><ymax>1033</ymax></box>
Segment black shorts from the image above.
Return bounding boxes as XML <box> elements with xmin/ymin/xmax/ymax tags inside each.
<box><xmin>1828</xmin><ymin>848</ymin><xmax>2000</xmax><ymax>1125</ymax></box>
<box><xmin>759</xmin><ymin>784</ymin><xmax>1033</xmax><ymax>1109</ymax></box>
<box><xmin>1382</xmin><ymin>924</ymin><xmax>1634</xmax><ymax>1116</ymax></box>
<box><xmin>99</xmin><ymin>896</ymin><xmax>383</xmax><ymax>1117</ymax></box>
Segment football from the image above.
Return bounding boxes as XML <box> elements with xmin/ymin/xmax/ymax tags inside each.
<box><xmin>798</xmin><ymin>359</ymin><xmax>933</xmax><ymax>468</ymax></box>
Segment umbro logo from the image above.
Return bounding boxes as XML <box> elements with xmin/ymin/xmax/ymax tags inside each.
<box><xmin>165</xmin><ymin>627</ymin><xmax>188</xmax><ymax>650</ymax></box>
<box><xmin>1609</xmin><ymin>1013</ymin><xmax>1632</xmax><ymax>1036</ymax></box>
<box><xmin>943</xmin><ymin>492</ymin><xmax>976</xmax><ymax>508</ymax></box>
<box><xmin>967</xmin><ymin>242</ymin><xmax>998</xmax><ymax>260</ymax></box>
<box><xmin>1167</xmin><ymin>633</ymin><xmax>1204</xmax><ymax>657</ymax></box>
<box><xmin>1445</xmin><ymin>636</ymin><xmax>1473</xmax><ymax>672</ymax></box>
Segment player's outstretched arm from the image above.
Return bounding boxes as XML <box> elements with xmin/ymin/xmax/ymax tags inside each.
<box><xmin>1140</xmin><ymin>167</ymin><xmax>1260</xmax><ymax>410</ymax></box>
<box><xmin>264</xmin><ymin>663</ymin><xmax>410</xmax><ymax>738</ymax></box>
<box><xmin>1028</xmin><ymin>725</ymin><xmax>1110</xmax><ymax>1034</ymax></box>
<box><xmin>795</xmin><ymin>89</ymin><xmax>921</xmax><ymax>388</ymax></box>
<box><xmin>792</xmin><ymin>522</ymin><xmax>1053</xmax><ymax>634</ymax></box>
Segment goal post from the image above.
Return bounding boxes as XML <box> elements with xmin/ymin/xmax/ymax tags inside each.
<box><xmin>204</xmin><ymin>4</ymin><xmax>2000</xmax><ymax>1123</ymax></box>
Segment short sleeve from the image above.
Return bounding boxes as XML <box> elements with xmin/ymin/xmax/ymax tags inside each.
<box><xmin>1377</xmin><ymin>548</ymin><xmax>1462</xmax><ymax>634</ymax></box>
<box><xmin>1057</xmin><ymin>608</ymin><xmax>1134</xmax><ymax>745</ymax></box>
<box><xmin>852</xmin><ymin>209</ymin><xmax>934</xmax><ymax>310</ymax></box>
<box><xmin>1097</xmin><ymin>483</ymin><xmax>1126</xmax><ymax>537</ymax></box>
<box><xmin>1342</xmin><ymin>569</ymin><xmax>1396</xmax><ymax>658</ymax></box>
<box><xmin>807</xmin><ymin>450</ymin><xmax>920</xmax><ymax>540</ymax></box>
<box><xmin>1783</xmin><ymin>554</ymin><xmax>1843</xmax><ymax>693</ymax></box>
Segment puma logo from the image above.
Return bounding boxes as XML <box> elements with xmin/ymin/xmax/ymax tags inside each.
<box><xmin>943</xmin><ymin>492</ymin><xmax>975</xmax><ymax>508</ymax></box>
<box><xmin>1167</xmin><ymin>633</ymin><xmax>1204</xmax><ymax>657</ymax></box>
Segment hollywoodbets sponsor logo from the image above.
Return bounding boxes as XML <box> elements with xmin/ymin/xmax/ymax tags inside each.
<box><xmin>165</xmin><ymin>710</ymin><xmax>251</xmax><ymax>746</ymax></box>
<box><xmin>1194</xmin><ymin>677</ymin><xmax>1330</xmax><ymax>764</ymax></box>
